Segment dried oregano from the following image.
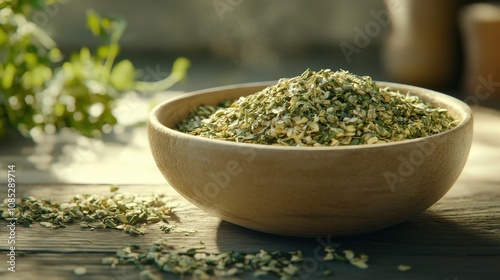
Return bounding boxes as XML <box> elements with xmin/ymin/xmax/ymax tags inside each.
<box><xmin>1</xmin><ymin>190</ymin><xmax>380</xmax><ymax>278</ymax></box>
<box><xmin>178</xmin><ymin>69</ymin><xmax>457</xmax><ymax>146</ymax></box>
<box><xmin>0</xmin><ymin>190</ymin><xmax>173</xmax><ymax>235</ymax></box>
<box><xmin>102</xmin><ymin>241</ymin><xmax>369</xmax><ymax>279</ymax></box>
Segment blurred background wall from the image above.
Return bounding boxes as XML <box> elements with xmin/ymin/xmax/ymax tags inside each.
<box><xmin>40</xmin><ymin>0</ymin><xmax>384</xmax><ymax>56</ymax></box>
<box><xmin>33</xmin><ymin>0</ymin><xmax>500</xmax><ymax>107</ymax></box>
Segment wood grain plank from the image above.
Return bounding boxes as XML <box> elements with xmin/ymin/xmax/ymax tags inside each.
<box><xmin>1</xmin><ymin>183</ymin><xmax>499</xmax><ymax>279</ymax></box>
<box><xmin>2</xmin><ymin>252</ymin><xmax>499</xmax><ymax>280</ymax></box>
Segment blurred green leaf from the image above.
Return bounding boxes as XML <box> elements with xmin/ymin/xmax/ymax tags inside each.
<box><xmin>86</xmin><ymin>10</ymin><xmax>101</xmax><ymax>36</ymax></box>
<box><xmin>97</xmin><ymin>45</ymin><xmax>109</xmax><ymax>60</ymax></box>
<box><xmin>32</xmin><ymin>65</ymin><xmax>52</xmax><ymax>86</ymax></box>
<box><xmin>49</xmin><ymin>48</ymin><xmax>63</xmax><ymax>62</ymax></box>
<box><xmin>171</xmin><ymin>57</ymin><xmax>191</xmax><ymax>81</ymax></box>
<box><xmin>28</xmin><ymin>0</ymin><xmax>47</xmax><ymax>10</ymax></box>
<box><xmin>134</xmin><ymin>57</ymin><xmax>190</xmax><ymax>92</ymax></box>
<box><xmin>2</xmin><ymin>63</ymin><xmax>15</xmax><ymax>89</ymax></box>
<box><xmin>101</xmin><ymin>17</ymin><xmax>112</xmax><ymax>30</ymax></box>
<box><xmin>0</xmin><ymin>29</ymin><xmax>8</xmax><ymax>46</ymax></box>
<box><xmin>25</xmin><ymin>53</ymin><xmax>39</xmax><ymax>69</ymax></box>
<box><xmin>1</xmin><ymin>2</ymin><xmax>188</xmax><ymax>140</ymax></box>
<box><xmin>110</xmin><ymin>59</ymin><xmax>135</xmax><ymax>91</ymax></box>
<box><xmin>79</xmin><ymin>47</ymin><xmax>91</xmax><ymax>62</ymax></box>
<box><xmin>54</xmin><ymin>103</ymin><xmax>65</xmax><ymax>117</ymax></box>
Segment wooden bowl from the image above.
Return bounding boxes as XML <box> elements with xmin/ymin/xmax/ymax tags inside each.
<box><xmin>148</xmin><ymin>82</ymin><xmax>473</xmax><ymax>237</ymax></box>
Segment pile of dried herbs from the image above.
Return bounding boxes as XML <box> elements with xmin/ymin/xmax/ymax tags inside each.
<box><xmin>102</xmin><ymin>241</ymin><xmax>369</xmax><ymax>280</ymax></box>
<box><xmin>1</xmin><ymin>190</ymin><xmax>413</xmax><ymax>278</ymax></box>
<box><xmin>179</xmin><ymin>69</ymin><xmax>457</xmax><ymax>146</ymax></box>
<box><xmin>0</xmin><ymin>191</ymin><xmax>173</xmax><ymax>235</ymax></box>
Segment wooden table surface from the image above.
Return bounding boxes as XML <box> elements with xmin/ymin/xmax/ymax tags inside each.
<box><xmin>0</xmin><ymin>93</ymin><xmax>499</xmax><ymax>279</ymax></box>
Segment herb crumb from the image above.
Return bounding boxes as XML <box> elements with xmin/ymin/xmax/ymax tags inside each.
<box><xmin>398</xmin><ymin>264</ymin><xmax>412</xmax><ymax>271</ymax></box>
